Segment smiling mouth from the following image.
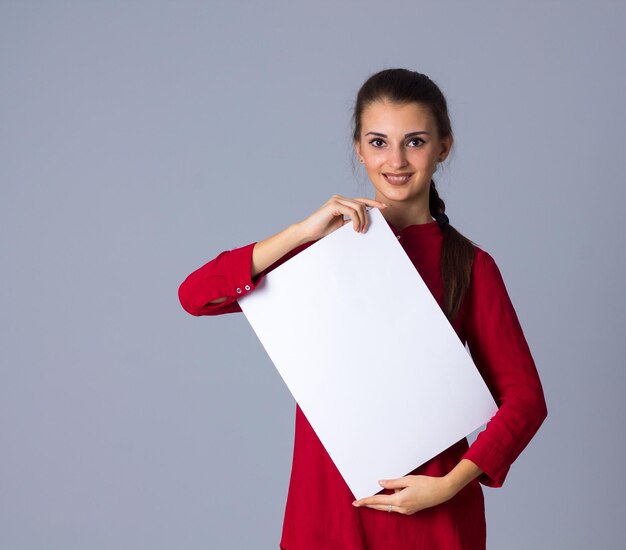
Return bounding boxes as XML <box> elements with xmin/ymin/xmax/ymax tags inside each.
<box><xmin>383</xmin><ymin>173</ymin><xmax>413</xmax><ymax>185</ymax></box>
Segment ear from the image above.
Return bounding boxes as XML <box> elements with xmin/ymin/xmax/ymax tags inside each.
<box><xmin>438</xmin><ymin>136</ymin><xmax>453</xmax><ymax>161</ymax></box>
<box><xmin>354</xmin><ymin>140</ymin><xmax>362</xmax><ymax>160</ymax></box>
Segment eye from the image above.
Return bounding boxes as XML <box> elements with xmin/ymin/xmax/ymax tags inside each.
<box><xmin>368</xmin><ymin>138</ymin><xmax>385</xmax><ymax>148</ymax></box>
<box><xmin>407</xmin><ymin>137</ymin><xmax>425</xmax><ymax>147</ymax></box>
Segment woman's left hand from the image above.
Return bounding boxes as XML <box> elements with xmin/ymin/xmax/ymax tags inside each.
<box><xmin>352</xmin><ymin>475</ymin><xmax>457</xmax><ymax>515</ymax></box>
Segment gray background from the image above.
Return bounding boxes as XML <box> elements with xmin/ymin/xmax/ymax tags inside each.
<box><xmin>1</xmin><ymin>1</ymin><xmax>624</xmax><ymax>548</ymax></box>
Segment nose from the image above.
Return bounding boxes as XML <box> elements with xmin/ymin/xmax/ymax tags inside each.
<box><xmin>387</xmin><ymin>145</ymin><xmax>408</xmax><ymax>168</ymax></box>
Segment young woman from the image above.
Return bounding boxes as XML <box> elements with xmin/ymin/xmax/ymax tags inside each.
<box><xmin>178</xmin><ymin>68</ymin><xmax>548</xmax><ymax>550</ymax></box>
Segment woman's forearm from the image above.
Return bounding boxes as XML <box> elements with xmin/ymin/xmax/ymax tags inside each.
<box><xmin>443</xmin><ymin>459</ymin><xmax>483</xmax><ymax>495</ymax></box>
<box><xmin>195</xmin><ymin>222</ymin><xmax>314</xmax><ymax>309</ymax></box>
<box><xmin>251</xmin><ymin>222</ymin><xmax>312</xmax><ymax>279</ymax></box>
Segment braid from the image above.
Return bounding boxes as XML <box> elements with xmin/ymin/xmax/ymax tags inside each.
<box><xmin>429</xmin><ymin>179</ymin><xmax>447</xmax><ymax>224</ymax></box>
<box><xmin>429</xmin><ymin>180</ymin><xmax>476</xmax><ymax>322</ymax></box>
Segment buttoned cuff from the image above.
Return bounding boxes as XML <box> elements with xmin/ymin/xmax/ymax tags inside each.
<box><xmin>227</xmin><ymin>241</ymin><xmax>261</xmax><ymax>298</ymax></box>
<box><xmin>178</xmin><ymin>241</ymin><xmax>264</xmax><ymax>316</ymax></box>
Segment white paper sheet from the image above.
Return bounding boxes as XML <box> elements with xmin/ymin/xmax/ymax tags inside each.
<box><xmin>237</xmin><ymin>207</ymin><xmax>498</xmax><ymax>500</ymax></box>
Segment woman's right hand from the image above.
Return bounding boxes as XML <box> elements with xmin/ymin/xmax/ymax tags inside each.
<box><xmin>296</xmin><ymin>195</ymin><xmax>389</xmax><ymax>241</ymax></box>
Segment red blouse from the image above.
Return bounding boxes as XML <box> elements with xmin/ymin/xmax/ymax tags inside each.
<box><xmin>178</xmin><ymin>218</ymin><xmax>548</xmax><ymax>550</ymax></box>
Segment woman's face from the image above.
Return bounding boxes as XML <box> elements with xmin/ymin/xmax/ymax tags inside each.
<box><xmin>354</xmin><ymin>100</ymin><xmax>452</xmax><ymax>206</ymax></box>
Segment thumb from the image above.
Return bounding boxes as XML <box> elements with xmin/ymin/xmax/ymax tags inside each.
<box><xmin>378</xmin><ymin>477</ymin><xmax>408</xmax><ymax>490</ymax></box>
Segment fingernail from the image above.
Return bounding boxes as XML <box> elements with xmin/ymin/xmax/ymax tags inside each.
<box><xmin>378</xmin><ymin>480</ymin><xmax>386</xmax><ymax>485</ymax></box>
<box><xmin>352</xmin><ymin>501</ymin><xmax>359</xmax><ymax>506</ymax></box>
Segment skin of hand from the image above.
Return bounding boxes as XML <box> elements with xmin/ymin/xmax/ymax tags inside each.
<box><xmin>352</xmin><ymin>459</ymin><xmax>483</xmax><ymax>515</ymax></box>
<box><xmin>296</xmin><ymin>195</ymin><xmax>389</xmax><ymax>242</ymax></box>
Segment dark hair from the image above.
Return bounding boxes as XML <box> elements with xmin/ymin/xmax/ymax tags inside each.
<box><xmin>352</xmin><ymin>68</ymin><xmax>476</xmax><ymax>322</ymax></box>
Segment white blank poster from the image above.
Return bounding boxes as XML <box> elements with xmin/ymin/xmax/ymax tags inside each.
<box><xmin>237</xmin><ymin>207</ymin><xmax>498</xmax><ymax>500</ymax></box>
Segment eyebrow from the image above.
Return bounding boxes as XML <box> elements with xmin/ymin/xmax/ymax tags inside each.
<box><xmin>365</xmin><ymin>131</ymin><xmax>430</xmax><ymax>138</ymax></box>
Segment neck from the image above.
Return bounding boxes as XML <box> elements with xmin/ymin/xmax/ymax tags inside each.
<box><xmin>378</xmin><ymin>199</ymin><xmax>433</xmax><ymax>231</ymax></box>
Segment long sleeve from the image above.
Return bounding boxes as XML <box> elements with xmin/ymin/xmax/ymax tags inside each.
<box><xmin>178</xmin><ymin>239</ymin><xmax>316</xmax><ymax>316</ymax></box>
<box><xmin>461</xmin><ymin>249</ymin><xmax>548</xmax><ymax>488</ymax></box>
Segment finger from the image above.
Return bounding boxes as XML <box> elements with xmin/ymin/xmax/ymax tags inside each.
<box><xmin>352</xmin><ymin>495</ymin><xmax>394</xmax><ymax>507</ymax></box>
<box><xmin>358</xmin><ymin>503</ymin><xmax>405</xmax><ymax>513</ymax></box>
<box><xmin>336</xmin><ymin>198</ymin><xmax>367</xmax><ymax>229</ymax></box>
<box><xmin>353</xmin><ymin>197</ymin><xmax>389</xmax><ymax>209</ymax></box>
<box><xmin>378</xmin><ymin>478</ymin><xmax>410</xmax><ymax>490</ymax></box>
<box><xmin>327</xmin><ymin>199</ymin><xmax>363</xmax><ymax>232</ymax></box>
<box><xmin>349</xmin><ymin>198</ymin><xmax>389</xmax><ymax>231</ymax></box>
<box><xmin>333</xmin><ymin>198</ymin><xmax>367</xmax><ymax>232</ymax></box>
<box><xmin>339</xmin><ymin>199</ymin><xmax>369</xmax><ymax>233</ymax></box>
<box><xmin>329</xmin><ymin>194</ymin><xmax>388</xmax><ymax>209</ymax></box>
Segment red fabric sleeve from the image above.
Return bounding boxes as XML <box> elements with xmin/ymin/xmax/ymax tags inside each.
<box><xmin>461</xmin><ymin>249</ymin><xmax>548</xmax><ymax>488</ymax></box>
<box><xmin>178</xmin><ymin>239</ymin><xmax>316</xmax><ymax>316</ymax></box>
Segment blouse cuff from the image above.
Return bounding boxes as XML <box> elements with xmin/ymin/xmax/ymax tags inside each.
<box><xmin>226</xmin><ymin>241</ymin><xmax>264</xmax><ymax>299</ymax></box>
<box><xmin>178</xmin><ymin>241</ymin><xmax>263</xmax><ymax>316</ymax></box>
<box><xmin>462</xmin><ymin>431</ymin><xmax>510</xmax><ymax>488</ymax></box>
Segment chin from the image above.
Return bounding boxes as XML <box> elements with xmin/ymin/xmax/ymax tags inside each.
<box><xmin>382</xmin><ymin>188</ymin><xmax>426</xmax><ymax>205</ymax></box>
